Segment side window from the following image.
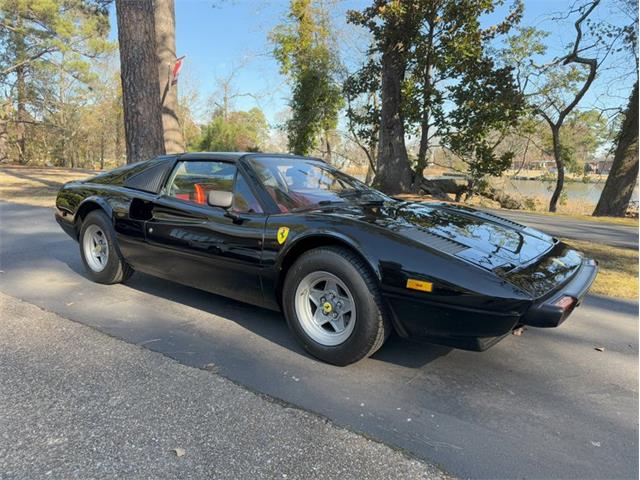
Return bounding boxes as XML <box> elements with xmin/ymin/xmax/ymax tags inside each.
<box><xmin>167</xmin><ymin>161</ymin><xmax>236</xmax><ymax>205</ymax></box>
<box><xmin>232</xmin><ymin>173</ymin><xmax>263</xmax><ymax>214</ymax></box>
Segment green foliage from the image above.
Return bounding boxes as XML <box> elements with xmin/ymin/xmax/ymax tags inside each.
<box><xmin>502</xmin><ymin>27</ymin><xmax>549</xmax><ymax>92</ymax></box>
<box><xmin>560</xmin><ymin>110</ymin><xmax>607</xmax><ymax>172</ymax></box>
<box><xmin>347</xmin><ymin>1</ymin><xmax>422</xmax><ymax>49</ymax></box>
<box><xmin>343</xmin><ymin>59</ymin><xmax>380</xmax><ymax>161</ymax></box>
<box><xmin>0</xmin><ymin>0</ymin><xmax>114</xmax><ymax>164</ymax></box>
<box><xmin>443</xmin><ymin>59</ymin><xmax>524</xmax><ymax>181</ymax></box>
<box><xmin>503</xmin><ymin>25</ymin><xmax>600</xmax><ymax>122</ymax></box>
<box><xmin>196</xmin><ymin>107</ymin><xmax>268</xmax><ymax>152</ymax></box>
<box><xmin>503</xmin><ymin>10</ymin><xmax>603</xmax><ymax>212</ymax></box>
<box><xmin>407</xmin><ymin>0</ymin><xmax>524</xmax><ymax>176</ymax></box>
<box><xmin>271</xmin><ymin>0</ymin><xmax>343</xmax><ymax>155</ymax></box>
<box><xmin>0</xmin><ymin>0</ymin><xmax>112</xmax><ymax>81</ymax></box>
<box><xmin>522</xmin><ymin>196</ymin><xmax>538</xmax><ymax>211</ymax></box>
<box><xmin>347</xmin><ymin>0</ymin><xmax>525</xmax><ymax>188</ymax></box>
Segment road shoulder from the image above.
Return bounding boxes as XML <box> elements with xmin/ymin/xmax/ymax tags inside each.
<box><xmin>0</xmin><ymin>292</ymin><xmax>449</xmax><ymax>480</ymax></box>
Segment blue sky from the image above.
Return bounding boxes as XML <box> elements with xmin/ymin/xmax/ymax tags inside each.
<box><xmin>108</xmin><ymin>0</ymin><xmax>637</xmax><ymax>126</ymax></box>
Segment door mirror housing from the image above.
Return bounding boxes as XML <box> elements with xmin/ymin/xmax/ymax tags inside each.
<box><xmin>207</xmin><ymin>190</ymin><xmax>233</xmax><ymax>209</ymax></box>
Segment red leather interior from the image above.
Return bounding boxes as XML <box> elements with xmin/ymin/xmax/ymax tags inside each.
<box><xmin>174</xmin><ymin>184</ymin><xmax>207</xmax><ymax>204</ymax></box>
<box><xmin>194</xmin><ymin>184</ymin><xmax>206</xmax><ymax>204</ymax></box>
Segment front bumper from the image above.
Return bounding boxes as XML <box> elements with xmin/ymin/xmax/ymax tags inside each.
<box><xmin>521</xmin><ymin>258</ymin><xmax>598</xmax><ymax>328</ymax></box>
<box><xmin>54</xmin><ymin>208</ymin><xmax>78</xmax><ymax>240</ymax></box>
<box><xmin>384</xmin><ymin>258</ymin><xmax>598</xmax><ymax>352</ymax></box>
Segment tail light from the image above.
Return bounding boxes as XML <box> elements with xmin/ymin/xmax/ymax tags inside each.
<box><xmin>554</xmin><ymin>296</ymin><xmax>577</xmax><ymax>312</ymax></box>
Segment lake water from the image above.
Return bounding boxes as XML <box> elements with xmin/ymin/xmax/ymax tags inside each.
<box><xmin>353</xmin><ymin>171</ymin><xmax>638</xmax><ymax>205</ymax></box>
<box><xmin>490</xmin><ymin>177</ymin><xmax>639</xmax><ymax>205</ymax></box>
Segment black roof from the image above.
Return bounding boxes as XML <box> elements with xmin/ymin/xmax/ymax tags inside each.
<box><xmin>177</xmin><ymin>152</ymin><xmax>323</xmax><ymax>163</ymax></box>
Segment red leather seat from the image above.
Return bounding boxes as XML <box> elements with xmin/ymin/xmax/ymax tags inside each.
<box><xmin>173</xmin><ymin>183</ymin><xmax>206</xmax><ymax>204</ymax></box>
<box><xmin>194</xmin><ymin>183</ymin><xmax>206</xmax><ymax>204</ymax></box>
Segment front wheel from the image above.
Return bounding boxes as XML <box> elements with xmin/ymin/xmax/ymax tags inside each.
<box><xmin>79</xmin><ymin>210</ymin><xmax>133</xmax><ymax>284</ymax></box>
<box><xmin>282</xmin><ymin>247</ymin><xmax>391</xmax><ymax>366</ymax></box>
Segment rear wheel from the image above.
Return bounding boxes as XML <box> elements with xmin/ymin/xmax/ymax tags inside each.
<box><xmin>282</xmin><ymin>247</ymin><xmax>390</xmax><ymax>366</ymax></box>
<box><xmin>79</xmin><ymin>210</ymin><xmax>133</xmax><ymax>284</ymax></box>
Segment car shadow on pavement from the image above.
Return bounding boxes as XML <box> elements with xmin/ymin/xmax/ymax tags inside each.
<box><xmin>371</xmin><ymin>335</ymin><xmax>452</xmax><ymax>368</ymax></box>
<box><xmin>581</xmin><ymin>293</ymin><xmax>639</xmax><ymax>316</ymax></box>
<box><xmin>59</xmin><ymin>253</ymin><xmax>452</xmax><ymax>369</ymax></box>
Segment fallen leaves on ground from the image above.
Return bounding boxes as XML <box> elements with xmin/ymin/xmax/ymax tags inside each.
<box><xmin>172</xmin><ymin>447</ymin><xmax>186</xmax><ymax>457</ymax></box>
<box><xmin>512</xmin><ymin>327</ymin><xmax>526</xmax><ymax>336</ymax></box>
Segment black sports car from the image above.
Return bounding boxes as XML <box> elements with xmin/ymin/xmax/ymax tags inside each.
<box><xmin>55</xmin><ymin>152</ymin><xmax>598</xmax><ymax>365</ymax></box>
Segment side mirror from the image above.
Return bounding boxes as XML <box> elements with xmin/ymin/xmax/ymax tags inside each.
<box><xmin>207</xmin><ymin>190</ymin><xmax>233</xmax><ymax>209</ymax></box>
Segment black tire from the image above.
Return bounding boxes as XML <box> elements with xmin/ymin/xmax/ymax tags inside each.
<box><xmin>282</xmin><ymin>246</ymin><xmax>391</xmax><ymax>366</ymax></box>
<box><xmin>78</xmin><ymin>210</ymin><xmax>134</xmax><ymax>284</ymax></box>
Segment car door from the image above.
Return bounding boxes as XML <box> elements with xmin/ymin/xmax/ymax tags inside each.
<box><xmin>141</xmin><ymin>159</ymin><xmax>267</xmax><ymax>307</ymax></box>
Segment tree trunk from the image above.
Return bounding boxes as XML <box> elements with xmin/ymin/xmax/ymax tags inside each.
<box><xmin>542</xmin><ymin>0</ymin><xmax>599</xmax><ymax>212</ymax></box>
<box><xmin>593</xmin><ymin>82</ymin><xmax>639</xmax><ymax>217</ymax></box>
<box><xmin>365</xmin><ymin>163</ymin><xmax>375</xmax><ymax>185</ymax></box>
<box><xmin>414</xmin><ymin>19</ymin><xmax>435</xmax><ymax>184</ymax></box>
<box><xmin>415</xmin><ymin>65</ymin><xmax>431</xmax><ymax>184</ymax></box>
<box><xmin>154</xmin><ymin>0</ymin><xmax>184</xmax><ymax>153</ymax></box>
<box><xmin>15</xmin><ymin>65</ymin><xmax>27</xmax><ymax>164</ymax></box>
<box><xmin>375</xmin><ymin>44</ymin><xmax>413</xmax><ymax>194</ymax></box>
<box><xmin>0</xmin><ymin>101</ymin><xmax>8</xmax><ymax>163</ymax></box>
<box><xmin>11</xmin><ymin>13</ymin><xmax>28</xmax><ymax>164</ymax></box>
<box><xmin>324</xmin><ymin>134</ymin><xmax>332</xmax><ymax>163</ymax></box>
<box><xmin>115</xmin><ymin>98</ymin><xmax>124</xmax><ymax>163</ymax></box>
<box><xmin>100</xmin><ymin>130</ymin><xmax>105</xmax><ymax>170</ymax></box>
<box><xmin>115</xmin><ymin>0</ymin><xmax>165</xmax><ymax>164</ymax></box>
<box><xmin>549</xmin><ymin>125</ymin><xmax>564</xmax><ymax>212</ymax></box>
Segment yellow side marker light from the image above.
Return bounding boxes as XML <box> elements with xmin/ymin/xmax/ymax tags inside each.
<box><xmin>406</xmin><ymin>279</ymin><xmax>433</xmax><ymax>292</ymax></box>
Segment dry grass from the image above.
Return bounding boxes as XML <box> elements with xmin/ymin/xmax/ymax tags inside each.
<box><xmin>0</xmin><ymin>165</ymin><xmax>94</xmax><ymax>207</ymax></box>
<box><xmin>563</xmin><ymin>238</ymin><xmax>639</xmax><ymax>300</ymax></box>
<box><xmin>528</xmin><ymin>210</ymin><xmax>638</xmax><ymax>227</ymax></box>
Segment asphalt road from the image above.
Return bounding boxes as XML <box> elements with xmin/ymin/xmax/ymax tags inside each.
<box><xmin>1</xmin><ymin>293</ymin><xmax>442</xmax><ymax>480</ymax></box>
<box><xmin>1</xmin><ymin>201</ymin><xmax>638</xmax><ymax>479</ymax></box>
<box><xmin>482</xmin><ymin>208</ymin><xmax>638</xmax><ymax>249</ymax></box>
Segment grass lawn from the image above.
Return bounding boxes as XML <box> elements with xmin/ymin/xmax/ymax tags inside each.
<box><xmin>520</xmin><ymin>210</ymin><xmax>638</xmax><ymax>228</ymax></box>
<box><xmin>563</xmin><ymin>239</ymin><xmax>638</xmax><ymax>300</ymax></box>
<box><xmin>0</xmin><ymin>165</ymin><xmax>93</xmax><ymax>207</ymax></box>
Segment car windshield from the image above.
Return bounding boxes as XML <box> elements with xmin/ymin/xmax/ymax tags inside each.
<box><xmin>246</xmin><ymin>156</ymin><xmax>389</xmax><ymax>213</ymax></box>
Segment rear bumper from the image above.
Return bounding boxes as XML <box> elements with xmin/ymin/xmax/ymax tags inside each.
<box><xmin>520</xmin><ymin>258</ymin><xmax>598</xmax><ymax>328</ymax></box>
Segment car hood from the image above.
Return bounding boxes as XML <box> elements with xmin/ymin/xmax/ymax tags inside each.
<box><xmin>326</xmin><ymin>201</ymin><xmax>557</xmax><ymax>271</ymax></box>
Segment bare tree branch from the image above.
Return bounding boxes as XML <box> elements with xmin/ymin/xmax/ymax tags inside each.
<box><xmin>0</xmin><ymin>48</ymin><xmax>56</xmax><ymax>77</ymax></box>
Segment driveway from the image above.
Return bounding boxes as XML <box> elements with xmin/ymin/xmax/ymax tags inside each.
<box><xmin>0</xmin><ymin>201</ymin><xmax>638</xmax><ymax>479</ymax></box>
<box><xmin>1</xmin><ymin>293</ymin><xmax>442</xmax><ymax>479</ymax></box>
<box><xmin>482</xmin><ymin>208</ymin><xmax>638</xmax><ymax>249</ymax></box>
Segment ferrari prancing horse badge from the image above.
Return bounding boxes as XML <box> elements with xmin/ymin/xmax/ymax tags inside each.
<box><xmin>277</xmin><ymin>226</ymin><xmax>290</xmax><ymax>245</ymax></box>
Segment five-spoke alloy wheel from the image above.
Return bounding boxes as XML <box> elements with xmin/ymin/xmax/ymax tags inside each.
<box><xmin>82</xmin><ymin>224</ymin><xmax>109</xmax><ymax>272</ymax></box>
<box><xmin>283</xmin><ymin>246</ymin><xmax>391</xmax><ymax>366</ymax></box>
<box><xmin>79</xmin><ymin>209</ymin><xmax>133</xmax><ymax>284</ymax></box>
<box><xmin>295</xmin><ymin>271</ymin><xmax>356</xmax><ymax>346</ymax></box>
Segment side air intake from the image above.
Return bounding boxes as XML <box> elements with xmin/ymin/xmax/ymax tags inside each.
<box><xmin>419</xmin><ymin>231</ymin><xmax>467</xmax><ymax>255</ymax></box>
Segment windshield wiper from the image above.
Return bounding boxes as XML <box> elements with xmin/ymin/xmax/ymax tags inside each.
<box><xmin>339</xmin><ymin>190</ymin><xmax>369</xmax><ymax>199</ymax></box>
